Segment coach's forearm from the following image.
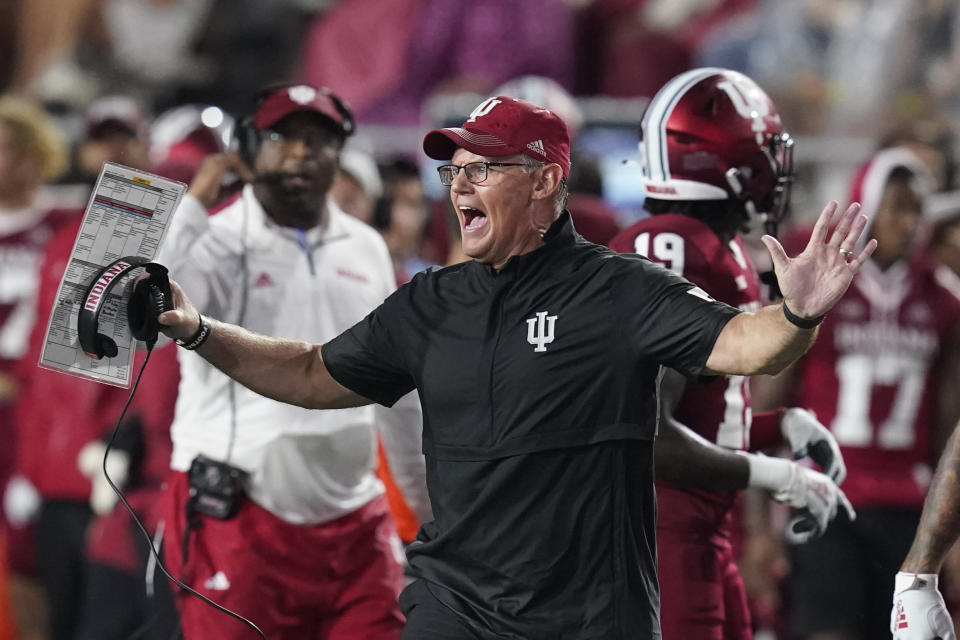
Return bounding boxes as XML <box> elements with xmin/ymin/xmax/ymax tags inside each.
<box><xmin>705</xmin><ymin>304</ymin><xmax>817</xmax><ymax>376</ymax></box>
<box><xmin>194</xmin><ymin>318</ymin><xmax>367</xmax><ymax>410</ymax></box>
<box><xmin>902</xmin><ymin>427</ymin><xmax>960</xmax><ymax>573</ymax></box>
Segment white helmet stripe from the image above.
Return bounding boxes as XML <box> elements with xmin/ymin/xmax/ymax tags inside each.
<box><xmin>643</xmin><ymin>67</ymin><xmax>728</xmax><ymax>183</ymax></box>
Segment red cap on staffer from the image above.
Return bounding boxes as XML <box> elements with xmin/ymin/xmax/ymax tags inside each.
<box><xmin>252</xmin><ymin>84</ymin><xmax>352</xmax><ymax>136</ymax></box>
<box><xmin>85</xmin><ymin>95</ymin><xmax>149</xmax><ymax>140</ymax></box>
<box><xmin>423</xmin><ymin>96</ymin><xmax>570</xmax><ymax>178</ymax></box>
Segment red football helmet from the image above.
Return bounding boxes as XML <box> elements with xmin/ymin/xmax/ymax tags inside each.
<box><xmin>638</xmin><ymin>68</ymin><xmax>794</xmax><ymax>231</ymax></box>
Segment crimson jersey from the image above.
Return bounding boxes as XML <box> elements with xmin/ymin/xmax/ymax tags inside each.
<box><xmin>0</xmin><ymin>206</ymin><xmax>78</xmax><ymax>489</ymax></box>
<box><xmin>609</xmin><ymin>214</ymin><xmax>761</xmax><ymax>519</ymax></box>
<box><xmin>15</xmin><ymin>219</ymin><xmax>178</xmax><ymax>501</ymax></box>
<box><xmin>0</xmin><ymin>208</ymin><xmax>76</xmax><ymax>373</ymax></box>
<box><xmin>790</xmin><ymin>245</ymin><xmax>960</xmax><ymax>508</ymax></box>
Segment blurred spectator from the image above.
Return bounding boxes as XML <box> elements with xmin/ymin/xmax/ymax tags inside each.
<box><xmin>373</xmin><ymin>195</ymin><xmax>431</xmax><ymax>283</ymax></box>
<box><xmin>879</xmin><ymin>118</ymin><xmax>958</xmax><ymax>193</ymax></box>
<box><xmin>0</xmin><ymin>95</ymin><xmax>74</xmax><ymax>640</ymax></box>
<box><xmin>181</xmin><ymin>0</ymin><xmax>326</xmax><ymax>114</ymax></box>
<box><xmin>8</xmin><ymin>0</ymin><xmax>103</xmax><ymax>106</ymax></box>
<box><xmin>100</xmin><ymin>0</ymin><xmax>216</xmax><ymax>95</ymax></box>
<box><xmin>301</xmin><ymin>0</ymin><xmax>574</xmax><ymax>125</ymax></box>
<box><xmin>376</xmin><ymin>155</ymin><xmax>448</xmax><ymax>280</ymax></box>
<box><xmin>330</xmin><ymin>147</ymin><xmax>382</xmax><ymax>225</ymax></box>
<box><xmin>698</xmin><ymin>0</ymin><xmax>960</xmax><ymax>139</ymax></box>
<box><xmin>51</xmin><ymin>94</ymin><xmax>152</xmax><ymax>209</ymax></box>
<box><xmin>929</xmin><ymin>212</ymin><xmax>960</xmax><ymax>278</ymax></box>
<box><xmin>575</xmin><ymin>0</ymin><xmax>755</xmax><ymax>98</ymax></box>
<box><xmin>754</xmin><ymin>147</ymin><xmax>960</xmax><ymax>640</ymax></box>
<box><xmin>149</xmin><ymin>103</ymin><xmax>235</xmax><ymax>184</ymax></box>
<box><xmin>75</xmin><ymin>95</ymin><xmax>151</xmax><ymax>181</ymax></box>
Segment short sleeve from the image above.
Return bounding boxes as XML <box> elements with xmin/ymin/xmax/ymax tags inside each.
<box><xmin>321</xmin><ymin>291</ymin><xmax>416</xmax><ymax>407</ymax></box>
<box><xmin>613</xmin><ymin>257</ymin><xmax>741</xmax><ymax>377</ymax></box>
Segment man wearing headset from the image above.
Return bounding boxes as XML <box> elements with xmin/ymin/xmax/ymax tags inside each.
<box><xmin>155</xmin><ymin>84</ymin><xmax>430</xmax><ymax>640</ymax></box>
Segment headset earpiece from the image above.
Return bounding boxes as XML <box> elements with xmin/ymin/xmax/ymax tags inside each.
<box><xmin>234</xmin><ymin>116</ymin><xmax>259</xmax><ymax>166</ymax></box>
<box><xmin>77</xmin><ymin>257</ymin><xmax>173</xmax><ymax>359</ymax></box>
<box><xmin>128</xmin><ymin>263</ymin><xmax>173</xmax><ymax>348</ymax></box>
<box><xmin>320</xmin><ymin>87</ymin><xmax>355</xmax><ymax>137</ymax></box>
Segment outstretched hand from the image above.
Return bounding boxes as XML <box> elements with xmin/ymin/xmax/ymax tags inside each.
<box><xmin>157</xmin><ymin>279</ymin><xmax>202</xmax><ymax>341</ymax></box>
<box><xmin>761</xmin><ymin>201</ymin><xmax>877</xmax><ymax>319</ymax></box>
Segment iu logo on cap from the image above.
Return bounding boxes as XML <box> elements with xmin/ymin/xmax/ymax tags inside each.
<box><xmin>526</xmin><ymin>311</ymin><xmax>557</xmax><ymax>352</ymax></box>
<box><xmin>467</xmin><ymin>98</ymin><xmax>502</xmax><ymax>123</ymax></box>
<box><xmin>288</xmin><ymin>85</ymin><xmax>317</xmax><ymax>105</ymax></box>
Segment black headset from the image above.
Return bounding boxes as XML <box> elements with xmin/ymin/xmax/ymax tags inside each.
<box><xmin>77</xmin><ymin>258</ymin><xmax>173</xmax><ymax>359</ymax></box>
<box><xmin>234</xmin><ymin>84</ymin><xmax>356</xmax><ymax>165</ymax></box>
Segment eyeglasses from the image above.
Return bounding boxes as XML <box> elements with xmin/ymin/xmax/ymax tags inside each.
<box><xmin>261</xmin><ymin>129</ymin><xmax>339</xmax><ymax>152</ymax></box>
<box><xmin>436</xmin><ymin>161</ymin><xmax>526</xmax><ymax>186</ymax></box>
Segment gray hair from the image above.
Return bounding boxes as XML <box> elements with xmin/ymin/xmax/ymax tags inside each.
<box><xmin>520</xmin><ymin>155</ymin><xmax>568</xmax><ymax>216</ymax></box>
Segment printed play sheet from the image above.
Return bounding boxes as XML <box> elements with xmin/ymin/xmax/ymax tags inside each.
<box><xmin>38</xmin><ymin>162</ymin><xmax>185</xmax><ymax>387</ymax></box>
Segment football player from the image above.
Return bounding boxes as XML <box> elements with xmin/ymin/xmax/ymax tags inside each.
<box><xmin>756</xmin><ymin>145</ymin><xmax>960</xmax><ymax>640</ymax></box>
<box><xmin>608</xmin><ymin>67</ymin><xmax>851</xmax><ymax>640</ymax></box>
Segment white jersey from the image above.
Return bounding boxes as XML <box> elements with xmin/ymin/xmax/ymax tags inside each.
<box><xmin>158</xmin><ymin>185</ymin><xmax>430</xmax><ymax>525</ymax></box>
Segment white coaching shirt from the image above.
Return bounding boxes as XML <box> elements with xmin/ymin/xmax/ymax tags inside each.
<box><xmin>157</xmin><ymin>185</ymin><xmax>430</xmax><ymax>525</ymax></box>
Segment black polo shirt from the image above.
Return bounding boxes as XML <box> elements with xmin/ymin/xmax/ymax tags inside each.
<box><xmin>322</xmin><ymin>213</ymin><xmax>740</xmax><ymax>639</ymax></box>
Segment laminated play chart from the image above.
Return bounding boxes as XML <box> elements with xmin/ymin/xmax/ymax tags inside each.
<box><xmin>38</xmin><ymin>162</ymin><xmax>185</xmax><ymax>387</ymax></box>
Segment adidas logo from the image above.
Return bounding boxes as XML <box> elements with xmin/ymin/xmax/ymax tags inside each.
<box><xmin>526</xmin><ymin>139</ymin><xmax>546</xmax><ymax>156</ymax></box>
<box><xmin>253</xmin><ymin>272</ymin><xmax>275</xmax><ymax>288</ymax></box>
<box><xmin>203</xmin><ymin>571</ymin><xmax>231</xmax><ymax>591</ymax></box>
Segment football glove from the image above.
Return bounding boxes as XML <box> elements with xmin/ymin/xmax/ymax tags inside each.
<box><xmin>891</xmin><ymin>572</ymin><xmax>956</xmax><ymax>640</ymax></box>
<box><xmin>77</xmin><ymin>440</ymin><xmax>129</xmax><ymax>516</ymax></box>
<box><xmin>2</xmin><ymin>474</ymin><xmax>41</xmax><ymax>526</ymax></box>
<box><xmin>745</xmin><ymin>453</ymin><xmax>855</xmax><ymax>543</ymax></box>
<box><xmin>781</xmin><ymin>407</ymin><xmax>846</xmax><ymax>484</ymax></box>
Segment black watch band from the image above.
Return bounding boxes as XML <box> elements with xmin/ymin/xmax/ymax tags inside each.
<box><xmin>781</xmin><ymin>303</ymin><xmax>824</xmax><ymax>330</ymax></box>
<box><xmin>175</xmin><ymin>314</ymin><xmax>211</xmax><ymax>350</ymax></box>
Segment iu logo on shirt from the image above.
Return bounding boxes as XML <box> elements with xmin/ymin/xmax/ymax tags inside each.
<box><xmin>526</xmin><ymin>311</ymin><xmax>557</xmax><ymax>352</ymax></box>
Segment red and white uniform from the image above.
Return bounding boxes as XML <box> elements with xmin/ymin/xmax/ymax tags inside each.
<box><xmin>609</xmin><ymin>213</ymin><xmax>761</xmax><ymax>640</ymax></box>
<box><xmin>0</xmin><ymin>204</ymin><xmax>76</xmax><ymax>497</ymax></box>
<box><xmin>784</xmin><ymin>146</ymin><xmax>957</xmax><ymax>510</ymax></box>
<box><xmin>791</xmin><ymin>246</ymin><xmax>960</xmax><ymax>508</ymax></box>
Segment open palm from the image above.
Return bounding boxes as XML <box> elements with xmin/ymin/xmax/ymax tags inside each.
<box><xmin>761</xmin><ymin>201</ymin><xmax>877</xmax><ymax>319</ymax></box>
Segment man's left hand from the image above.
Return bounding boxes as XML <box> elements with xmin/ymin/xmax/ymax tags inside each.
<box><xmin>761</xmin><ymin>201</ymin><xmax>877</xmax><ymax>319</ymax></box>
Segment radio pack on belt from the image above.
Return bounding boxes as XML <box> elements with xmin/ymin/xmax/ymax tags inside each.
<box><xmin>187</xmin><ymin>455</ymin><xmax>248</xmax><ymax>520</ymax></box>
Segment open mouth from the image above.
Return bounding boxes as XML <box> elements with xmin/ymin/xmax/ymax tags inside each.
<box><xmin>460</xmin><ymin>206</ymin><xmax>488</xmax><ymax>231</ymax></box>
<box><xmin>281</xmin><ymin>173</ymin><xmax>312</xmax><ymax>190</ymax></box>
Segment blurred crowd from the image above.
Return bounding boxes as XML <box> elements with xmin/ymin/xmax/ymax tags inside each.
<box><xmin>3</xmin><ymin>0</ymin><xmax>960</xmax><ymax>639</ymax></box>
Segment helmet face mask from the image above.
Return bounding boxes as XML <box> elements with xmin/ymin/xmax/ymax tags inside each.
<box><xmin>639</xmin><ymin>68</ymin><xmax>795</xmax><ymax>235</ymax></box>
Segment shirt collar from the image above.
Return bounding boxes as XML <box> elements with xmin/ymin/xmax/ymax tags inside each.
<box><xmin>242</xmin><ymin>184</ymin><xmax>350</xmax><ymax>247</ymax></box>
<box><xmin>482</xmin><ymin>211</ymin><xmax>580</xmax><ymax>276</ymax></box>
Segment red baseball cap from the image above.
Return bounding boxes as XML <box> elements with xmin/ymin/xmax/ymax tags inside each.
<box><xmin>85</xmin><ymin>95</ymin><xmax>149</xmax><ymax>140</ymax></box>
<box><xmin>252</xmin><ymin>84</ymin><xmax>353</xmax><ymax>136</ymax></box>
<box><xmin>423</xmin><ymin>96</ymin><xmax>570</xmax><ymax>178</ymax></box>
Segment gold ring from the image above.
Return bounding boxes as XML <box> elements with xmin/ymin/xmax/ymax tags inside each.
<box><xmin>839</xmin><ymin>249</ymin><xmax>854</xmax><ymax>259</ymax></box>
